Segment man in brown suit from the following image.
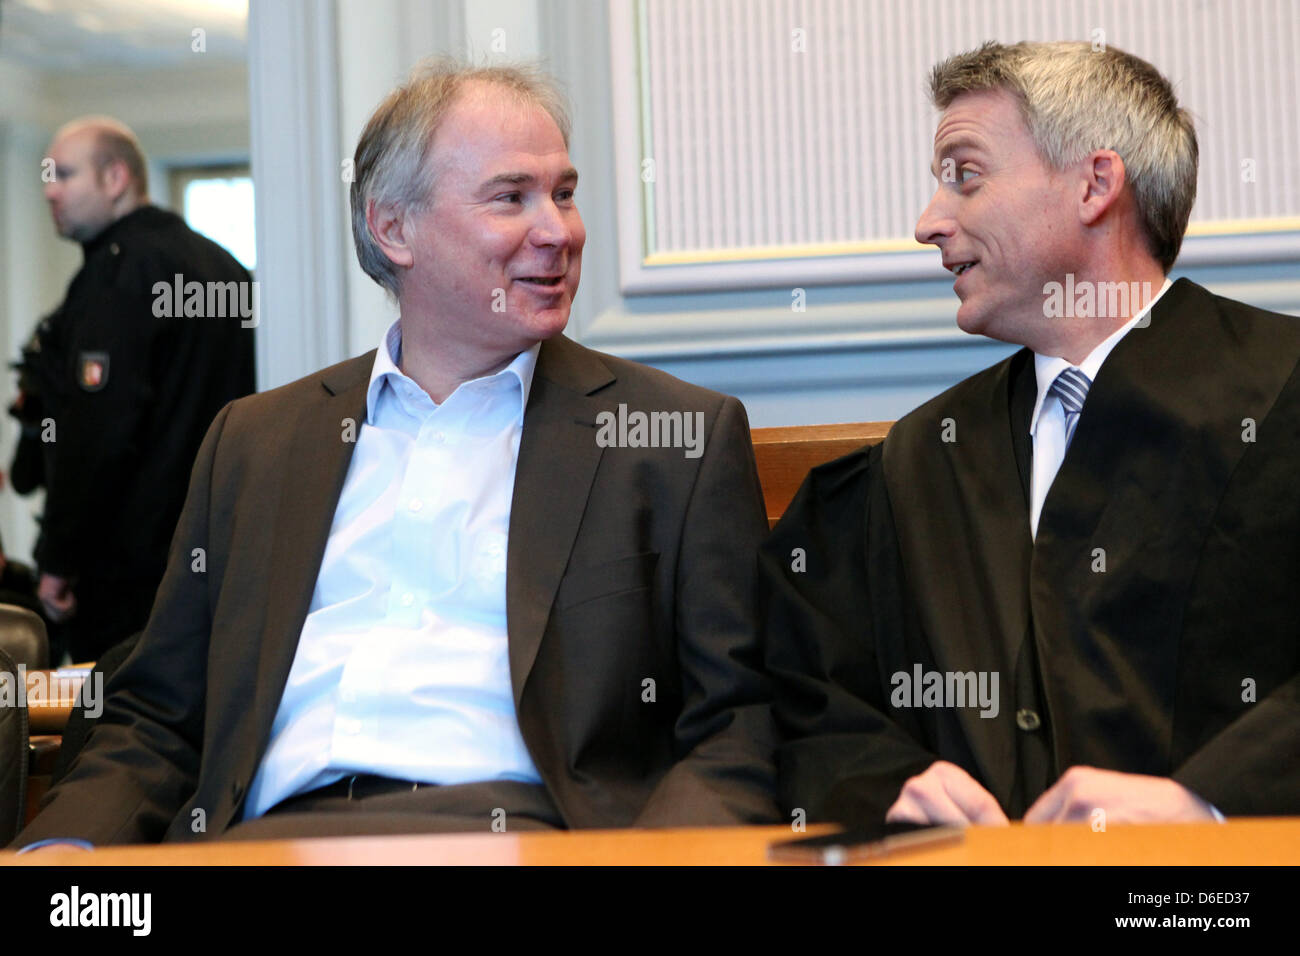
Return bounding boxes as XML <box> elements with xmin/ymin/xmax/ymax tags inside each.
<box><xmin>15</xmin><ymin>61</ymin><xmax>776</xmax><ymax>846</ymax></box>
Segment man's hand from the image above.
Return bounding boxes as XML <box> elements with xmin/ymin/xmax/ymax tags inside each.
<box><xmin>886</xmin><ymin>760</ymin><xmax>1010</xmax><ymax>826</ymax></box>
<box><xmin>38</xmin><ymin>573</ymin><xmax>77</xmax><ymax>622</ymax></box>
<box><xmin>1024</xmin><ymin>766</ymin><xmax>1218</xmax><ymax>824</ymax></box>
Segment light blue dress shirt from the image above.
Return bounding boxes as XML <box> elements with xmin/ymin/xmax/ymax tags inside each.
<box><xmin>244</xmin><ymin>321</ymin><xmax>543</xmax><ymax>818</ymax></box>
<box><xmin>1028</xmin><ymin>279</ymin><xmax>1172</xmax><ymax>538</ymax></box>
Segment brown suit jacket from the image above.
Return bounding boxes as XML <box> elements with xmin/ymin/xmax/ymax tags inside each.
<box><xmin>19</xmin><ymin>333</ymin><xmax>778</xmax><ymax>844</ymax></box>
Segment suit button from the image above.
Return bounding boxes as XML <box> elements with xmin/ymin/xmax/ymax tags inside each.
<box><xmin>1016</xmin><ymin>708</ymin><xmax>1041</xmax><ymax>732</ymax></box>
<box><xmin>109</xmin><ymin>242</ymin><xmax>120</xmax><ymax>255</ymax></box>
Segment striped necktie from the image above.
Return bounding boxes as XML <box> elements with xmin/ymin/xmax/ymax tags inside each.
<box><xmin>1050</xmin><ymin>367</ymin><xmax>1092</xmax><ymax>449</ymax></box>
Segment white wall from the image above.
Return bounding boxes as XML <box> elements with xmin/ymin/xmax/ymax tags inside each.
<box><xmin>0</xmin><ymin>61</ymin><xmax>80</xmax><ymax>565</ymax></box>
<box><xmin>261</xmin><ymin>0</ymin><xmax>1296</xmax><ymax>434</ymax></box>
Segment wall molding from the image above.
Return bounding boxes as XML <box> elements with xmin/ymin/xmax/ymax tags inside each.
<box><xmin>609</xmin><ymin>0</ymin><xmax>1300</xmax><ymax>296</ymax></box>
<box><xmin>247</xmin><ymin>0</ymin><xmax>349</xmax><ymax>391</ymax></box>
<box><xmin>582</xmin><ymin>272</ymin><xmax>1300</xmax><ymax>364</ymax></box>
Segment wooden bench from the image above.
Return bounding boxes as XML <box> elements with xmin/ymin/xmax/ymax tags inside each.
<box><xmin>751</xmin><ymin>422</ymin><xmax>892</xmax><ymax>528</ymax></box>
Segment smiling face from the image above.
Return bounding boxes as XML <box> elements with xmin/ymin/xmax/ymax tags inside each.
<box><xmin>396</xmin><ymin>82</ymin><xmax>585</xmax><ymax>359</ymax></box>
<box><xmin>915</xmin><ymin>89</ymin><xmax>1083</xmax><ymax>347</ymax></box>
<box><xmin>43</xmin><ymin>129</ymin><xmax>118</xmax><ymax>242</ymax></box>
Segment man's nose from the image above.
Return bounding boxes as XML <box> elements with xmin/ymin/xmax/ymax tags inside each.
<box><xmin>914</xmin><ymin>187</ymin><xmax>955</xmax><ymax>247</ymax></box>
<box><xmin>530</xmin><ymin>199</ymin><xmax>575</xmax><ymax>247</ymax></box>
<box><xmin>43</xmin><ymin>180</ymin><xmax>60</xmax><ymax>201</ymax></box>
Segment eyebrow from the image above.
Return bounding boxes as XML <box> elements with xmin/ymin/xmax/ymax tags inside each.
<box><xmin>478</xmin><ymin>167</ymin><xmax>579</xmax><ymax>192</ymax></box>
<box><xmin>929</xmin><ymin>136</ymin><xmax>986</xmax><ymax>179</ymax></box>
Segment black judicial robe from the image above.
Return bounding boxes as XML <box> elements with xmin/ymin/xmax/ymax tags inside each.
<box><xmin>764</xmin><ymin>278</ymin><xmax>1300</xmax><ymax>822</ymax></box>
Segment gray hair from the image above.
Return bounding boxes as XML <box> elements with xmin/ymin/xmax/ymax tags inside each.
<box><xmin>349</xmin><ymin>57</ymin><xmax>572</xmax><ymax>297</ymax></box>
<box><xmin>929</xmin><ymin>41</ymin><xmax>1198</xmax><ymax>273</ymax></box>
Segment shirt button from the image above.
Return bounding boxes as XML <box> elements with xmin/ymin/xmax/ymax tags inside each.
<box><xmin>1015</xmin><ymin>708</ymin><xmax>1042</xmax><ymax>732</ymax></box>
<box><xmin>340</xmin><ymin>687</ymin><xmax>356</xmax><ymax>703</ymax></box>
<box><xmin>433</xmin><ymin>431</ymin><xmax>445</xmax><ymax>443</ymax></box>
<box><xmin>408</xmin><ymin>498</ymin><xmax>423</xmax><ymax>512</ymax></box>
<box><xmin>339</xmin><ymin>718</ymin><xmax>362</xmax><ymax>735</ymax></box>
<box><xmin>401</xmin><ymin>592</ymin><xmax>415</xmax><ymax>607</ymax></box>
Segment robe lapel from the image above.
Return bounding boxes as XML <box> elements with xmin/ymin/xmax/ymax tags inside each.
<box><xmin>1009</xmin><ymin>353</ymin><xmax>1036</xmax><ymax>508</ymax></box>
<box><xmin>949</xmin><ymin>352</ymin><xmax>1036</xmax><ymax>808</ymax></box>
<box><xmin>882</xmin><ymin>349</ymin><xmax>1035</xmax><ymax>809</ymax></box>
<box><xmin>250</xmin><ymin>354</ymin><xmax>373</xmax><ymax>752</ymax></box>
<box><xmin>506</xmin><ymin>335</ymin><xmax>614</xmax><ymax>706</ymax></box>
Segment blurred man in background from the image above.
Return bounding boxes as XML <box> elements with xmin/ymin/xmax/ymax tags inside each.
<box><xmin>21</xmin><ymin>116</ymin><xmax>255</xmax><ymax>662</ymax></box>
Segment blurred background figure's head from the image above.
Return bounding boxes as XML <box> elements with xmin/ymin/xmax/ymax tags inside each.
<box><xmin>43</xmin><ymin>116</ymin><xmax>149</xmax><ymax>243</ymax></box>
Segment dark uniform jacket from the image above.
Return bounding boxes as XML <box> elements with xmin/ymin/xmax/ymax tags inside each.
<box><xmin>765</xmin><ymin>278</ymin><xmax>1300</xmax><ymax>823</ymax></box>
<box><xmin>28</xmin><ymin>205</ymin><xmax>256</xmax><ymax>589</ymax></box>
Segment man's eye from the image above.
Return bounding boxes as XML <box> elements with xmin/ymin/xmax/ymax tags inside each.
<box><xmin>556</xmin><ymin>188</ymin><xmax>576</xmax><ymax>202</ymax></box>
<box><xmin>960</xmin><ymin>167</ymin><xmax>979</xmax><ymax>183</ymax></box>
<box><xmin>496</xmin><ymin>192</ymin><xmax>523</xmax><ymax>204</ymax></box>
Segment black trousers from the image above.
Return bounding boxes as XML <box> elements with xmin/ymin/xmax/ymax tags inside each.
<box><xmin>55</xmin><ymin>576</ymin><xmax>157</xmax><ymax>663</ymax></box>
<box><xmin>219</xmin><ymin>778</ymin><xmax>565</xmax><ymax>841</ymax></box>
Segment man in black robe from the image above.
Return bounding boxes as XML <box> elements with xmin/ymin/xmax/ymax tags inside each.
<box><xmin>766</xmin><ymin>41</ymin><xmax>1300</xmax><ymax>826</ymax></box>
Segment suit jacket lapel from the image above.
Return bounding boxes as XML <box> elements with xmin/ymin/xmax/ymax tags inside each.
<box><xmin>251</xmin><ymin>353</ymin><xmax>373</xmax><ymax>751</ymax></box>
<box><xmin>506</xmin><ymin>335</ymin><xmax>614</xmax><ymax>705</ymax></box>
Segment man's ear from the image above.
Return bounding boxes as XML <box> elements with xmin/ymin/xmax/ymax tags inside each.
<box><xmin>1078</xmin><ymin>149</ymin><xmax>1127</xmax><ymax>226</ymax></box>
<box><xmin>366</xmin><ymin>199</ymin><xmax>415</xmax><ymax>269</ymax></box>
<box><xmin>98</xmin><ymin>159</ymin><xmax>132</xmax><ymax>202</ymax></box>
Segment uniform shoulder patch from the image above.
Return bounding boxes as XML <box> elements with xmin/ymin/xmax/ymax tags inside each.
<box><xmin>78</xmin><ymin>351</ymin><xmax>110</xmax><ymax>391</ymax></box>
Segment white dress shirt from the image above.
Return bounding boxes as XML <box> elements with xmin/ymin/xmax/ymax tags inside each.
<box><xmin>1029</xmin><ymin>279</ymin><xmax>1172</xmax><ymax>538</ymax></box>
<box><xmin>245</xmin><ymin>321</ymin><xmax>543</xmax><ymax>818</ymax></box>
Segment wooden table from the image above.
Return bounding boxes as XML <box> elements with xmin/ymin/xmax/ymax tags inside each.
<box><xmin>5</xmin><ymin>819</ymin><xmax>1299</xmax><ymax>865</ymax></box>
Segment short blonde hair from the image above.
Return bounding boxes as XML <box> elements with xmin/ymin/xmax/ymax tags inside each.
<box><xmin>929</xmin><ymin>41</ymin><xmax>1198</xmax><ymax>273</ymax></box>
<box><xmin>349</xmin><ymin>58</ymin><xmax>572</xmax><ymax>296</ymax></box>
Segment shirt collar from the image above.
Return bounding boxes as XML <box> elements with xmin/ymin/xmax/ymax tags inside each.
<box><xmin>364</xmin><ymin>320</ymin><xmax>540</xmax><ymax>424</ymax></box>
<box><xmin>1030</xmin><ymin>277</ymin><xmax>1173</xmax><ymax>436</ymax></box>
